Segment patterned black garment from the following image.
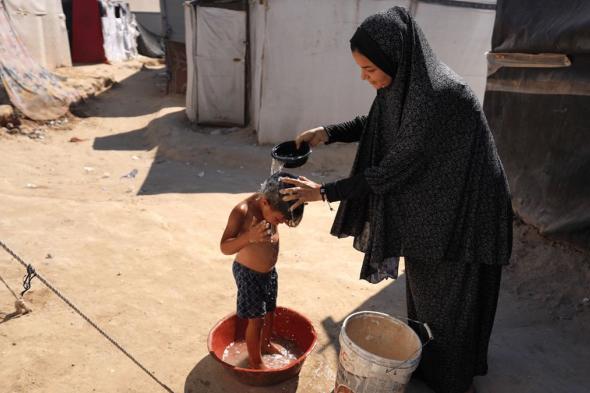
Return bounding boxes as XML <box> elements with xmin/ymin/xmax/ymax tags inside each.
<box><xmin>232</xmin><ymin>261</ymin><xmax>277</xmax><ymax>319</ymax></box>
<box><xmin>320</xmin><ymin>7</ymin><xmax>513</xmax><ymax>393</ymax></box>
<box><xmin>325</xmin><ymin>7</ymin><xmax>512</xmax><ymax>282</ymax></box>
<box><xmin>406</xmin><ymin>258</ymin><xmax>502</xmax><ymax>393</ymax></box>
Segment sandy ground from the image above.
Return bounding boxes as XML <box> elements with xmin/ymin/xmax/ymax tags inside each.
<box><xmin>1</xmin><ymin>62</ymin><xmax>589</xmax><ymax>393</ymax></box>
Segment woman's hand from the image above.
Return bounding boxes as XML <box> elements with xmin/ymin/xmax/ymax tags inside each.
<box><xmin>247</xmin><ymin>217</ymin><xmax>272</xmax><ymax>244</ymax></box>
<box><xmin>295</xmin><ymin>127</ymin><xmax>329</xmax><ymax>149</ymax></box>
<box><xmin>280</xmin><ymin>176</ymin><xmax>322</xmax><ymax>211</ymax></box>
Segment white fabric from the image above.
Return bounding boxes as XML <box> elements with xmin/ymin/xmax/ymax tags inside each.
<box><xmin>253</xmin><ymin>0</ymin><xmax>410</xmax><ymax>143</ymax></box>
<box><xmin>193</xmin><ymin>6</ymin><xmax>246</xmax><ymax>126</ymax></box>
<box><xmin>127</xmin><ymin>0</ymin><xmax>159</xmax><ymax>13</ymax></box>
<box><xmin>4</xmin><ymin>0</ymin><xmax>72</xmax><ymax>70</ymax></box>
<box><xmin>101</xmin><ymin>1</ymin><xmax>139</xmax><ymax>63</ymax></box>
<box><xmin>414</xmin><ymin>2</ymin><xmax>495</xmax><ymax>104</ymax></box>
<box><xmin>185</xmin><ymin>2</ymin><xmax>197</xmax><ymax>122</ymax></box>
<box><xmin>185</xmin><ymin>0</ymin><xmax>495</xmax><ymax>143</ymax></box>
<box><xmin>122</xmin><ymin>4</ymin><xmax>140</xmax><ymax>58</ymax></box>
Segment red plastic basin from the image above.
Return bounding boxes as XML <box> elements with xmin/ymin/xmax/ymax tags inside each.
<box><xmin>207</xmin><ymin>306</ymin><xmax>318</xmax><ymax>386</ymax></box>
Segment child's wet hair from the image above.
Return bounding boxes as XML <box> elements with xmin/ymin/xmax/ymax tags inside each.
<box><xmin>260</xmin><ymin>172</ymin><xmax>304</xmax><ymax>227</ymax></box>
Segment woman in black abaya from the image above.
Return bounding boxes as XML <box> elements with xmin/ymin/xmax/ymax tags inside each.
<box><xmin>280</xmin><ymin>7</ymin><xmax>512</xmax><ymax>393</ymax></box>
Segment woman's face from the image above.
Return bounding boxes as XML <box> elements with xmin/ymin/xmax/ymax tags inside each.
<box><xmin>352</xmin><ymin>50</ymin><xmax>392</xmax><ymax>90</ymax></box>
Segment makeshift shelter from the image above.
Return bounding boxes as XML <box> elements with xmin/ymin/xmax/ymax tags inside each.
<box><xmin>129</xmin><ymin>0</ymin><xmax>164</xmax><ymax>58</ymax></box>
<box><xmin>69</xmin><ymin>0</ymin><xmax>139</xmax><ymax>64</ymax></box>
<box><xmin>70</xmin><ymin>0</ymin><xmax>106</xmax><ymax>63</ymax></box>
<box><xmin>101</xmin><ymin>1</ymin><xmax>140</xmax><ymax>62</ymax></box>
<box><xmin>4</xmin><ymin>0</ymin><xmax>72</xmax><ymax>70</ymax></box>
<box><xmin>0</xmin><ymin>2</ymin><xmax>79</xmax><ymax>120</ymax></box>
<box><xmin>483</xmin><ymin>0</ymin><xmax>590</xmax><ymax>250</ymax></box>
<box><xmin>161</xmin><ymin>0</ymin><xmax>188</xmax><ymax>93</ymax></box>
<box><xmin>184</xmin><ymin>0</ymin><xmax>497</xmax><ymax>142</ymax></box>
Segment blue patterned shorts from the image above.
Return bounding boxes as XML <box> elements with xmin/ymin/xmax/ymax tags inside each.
<box><xmin>232</xmin><ymin>261</ymin><xmax>278</xmax><ymax>319</ymax></box>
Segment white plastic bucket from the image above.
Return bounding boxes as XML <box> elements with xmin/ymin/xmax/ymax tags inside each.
<box><xmin>334</xmin><ymin>311</ymin><xmax>432</xmax><ymax>393</ymax></box>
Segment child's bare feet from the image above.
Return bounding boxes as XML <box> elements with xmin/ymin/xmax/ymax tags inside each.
<box><xmin>249</xmin><ymin>359</ymin><xmax>268</xmax><ymax>370</ymax></box>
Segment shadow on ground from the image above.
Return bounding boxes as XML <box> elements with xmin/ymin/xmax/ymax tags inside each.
<box><xmin>92</xmin><ymin>112</ymin><xmax>268</xmax><ymax>194</ymax></box>
<box><xmin>184</xmin><ymin>355</ymin><xmax>299</xmax><ymax>393</ymax></box>
<box><xmin>320</xmin><ymin>273</ymin><xmax>408</xmax><ymax>356</ymax></box>
<box><xmin>71</xmin><ymin>68</ymin><xmax>168</xmax><ymax>119</ymax></box>
<box><xmin>88</xmin><ymin>66</ymin><xmax>354</xmax><ymax>195</ymax></box>
<box><xmin>318</xmin><ymin>273</ymin><xmax>433</xmax><ymax>392</ymax></box>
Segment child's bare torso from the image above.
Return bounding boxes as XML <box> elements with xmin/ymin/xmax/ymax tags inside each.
<box><xmin>236</xmin><ymin>197</ymin><xmax>279</xmax><ymax>273</ymax></box>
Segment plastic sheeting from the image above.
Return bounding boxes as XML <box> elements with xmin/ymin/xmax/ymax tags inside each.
<box><xmin>4</xmin><ymin>0</ymin><xmax>72</xmax><ymax>70</ymax></box>
<box><xmin>137</xmin><ymin>21</ymin><xmax>164</xmax><ymax>58</ymax></box>
<box><xmin>483</xmin><ymin>0</ymin><xmax>590</xmax><ymax>250</ymax></box>
<box><xmin>491</xmin><ymin>0</ymin><xmax>590</xmax><ymax>54</ymax></box>
<box><xmin>0</xmin><ymin>2</ymin><xmax>79</xmax><ymax>120</ymax></box>
<box><xmin>101</xmin><ymin>1</ymin><xmax>139</xmax><ymax>63</ymax></box>
<box><xmin>161</xmin><ymin>0</ymin><xmax>186</xmax><ymax>43</ymax></box>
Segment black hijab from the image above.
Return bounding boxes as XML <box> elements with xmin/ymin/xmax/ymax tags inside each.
<box><xmin>331</xmin><ymin>7</ymin><xmax>513</xmax><ymax>282</ymax></box>
<box><xmin>350</xmin><ymin>27</ymin><xmax>397</xmax><ymax>78</ymax></box>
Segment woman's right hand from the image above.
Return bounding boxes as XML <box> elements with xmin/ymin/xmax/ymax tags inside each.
<box><xmin>247</xmin><ymin>217</ymin><xmax>271</xmax><ymax>244</ymax></box>
<box><xmin>295</xmin><ymin>127</ymin><xmax>329</xmax><ymax>149</ymax></box>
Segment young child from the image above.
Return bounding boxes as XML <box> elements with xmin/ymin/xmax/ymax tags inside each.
<box><xmin>220</xmin><ymin>172</ymin><xmax>304</xmax><ymax>369</ymax></box>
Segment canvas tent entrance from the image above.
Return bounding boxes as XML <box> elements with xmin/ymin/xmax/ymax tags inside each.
<box><xmin>185</xmin><ymin>0</ymin><xmax>497</xmax><ymax>143</ymax></box>
<box><xmin>185</xmin><ymin>0</ymin><xmax>248</xmax><ymax>126</ymax></box>
<box><xmin>4</xmin><ymin>0</ymin><xmax>72</xmax><ymax>70</ymax></box>
<box><xmin>0</xmin><ymin>2</ymin><xmax>79</xmax><ymax>120</ymax></box>
<box><xmin>483</xmin><ymin>0</ymin><xmax>590</xmax><ymax>250</ymax></box>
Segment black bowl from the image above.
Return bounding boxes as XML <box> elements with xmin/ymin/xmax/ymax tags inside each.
<box><xmin>271</xmin><ymin>141</ymin><xmax>311</xmax><ymax>168</ymax></box>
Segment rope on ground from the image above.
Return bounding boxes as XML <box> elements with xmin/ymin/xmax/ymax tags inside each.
<box><xmin>0</xmin><ymin>240</ymin><xmax>175</xmax><ymax>393</ymax></box>
<box><xmin>0</xmin><ymin>270</ymin><xmax>32</xmax><ymax>317</ymax></box>
<box><xmin>0</xmin><ymin>273</ymin><xmax>20</xmax><ymax>300</ymax></box>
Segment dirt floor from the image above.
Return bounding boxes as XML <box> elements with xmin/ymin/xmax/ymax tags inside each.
<box><xmin>1</xmin><ymin>61</ymin><xmax>589</xmax><ymax>393</ymax></box>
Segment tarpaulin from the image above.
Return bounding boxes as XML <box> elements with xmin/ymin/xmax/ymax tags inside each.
<box><xmin>100</xmin><ymin>1</ymin><xmax>139</xmax><ymax>63</ymax></box>
<box><xmin>0</xmin><ymin>2</ymin><xmax>79</xmax><ymax>120</ymax></box>
<box><xmin>491</xmin><ymin>0</ymin><xmax>590</xmax><ymax>54</ymax></box>
<box><xmin>484</xmin><ymin>0</ymin><xmax>590</xmax><ymax>250</ymax></box>
<box><xmin>71</xmin><ymin>0</ymin><xmax>106</xmax><ymax>63</ymax></box>
<box><xmin>137</xmin><ymin>21</ymin><xmax>164</xmax><ymax>58</ymax></box>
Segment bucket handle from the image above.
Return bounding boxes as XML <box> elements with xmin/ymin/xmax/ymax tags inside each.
<box><xmin>385</xmin><ymin>315</ymin><xmax>433</xmax><ymax>375</ymax></box>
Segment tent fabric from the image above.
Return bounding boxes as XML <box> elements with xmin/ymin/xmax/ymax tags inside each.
<box><xmin>483</xmin><ymin>0</ymin><xmax>590</xmax><ymax>250</ymax></box>
<box><xmin>100</xmin><ymin>1</ymin><xmax>139</xmax><ymax>63</ymax></box>
<box><xmin>185</xmin><ymin>0</ymin><xmax>495</xmax><ymax>143</ymax></box>
<box><xmin>188</xmin><ymin>5</ymin><xmax>246</xmax><ymax>126</ymax></box>
<box><xmin>4</xmin><ymin>0</ymin><xmax>72</xmax><ymax>70</ymax></box>
<box><xmin>185</xmin><ymin>3</ymin><xmax>197</xmax><ymax>121</ymax></box>
<box><xmin>71</xmin><ymin>0</ymin><xmax>106</xmax><ymax>63</ymax></box>
<box><xmin>0</xmin><ymin>2</ymin><xmax>79</xmax><ymax>120</ymax></box>
<box><xmin>137</xmin><ymin>21</ymin><xmax>164</xmax><ymax>58</ymax></box>
<box><xmin>161</xmin><ymin>0</ymin><xmax>186</xmax><ymax>43</ymax></box>
<box><xmin>418</xmin><ymin>0</ymin><xmax>496</xmax><ymax>10</ymax></box>
<box><xmin>491</xmin><ymin>0</ymin><xmax>590</xmax><ymax>54</ymax></box>
<box><xmin>413</xmin><ymin>2</ymin><xmax>495</xmax><ymax>111</ymax></box>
